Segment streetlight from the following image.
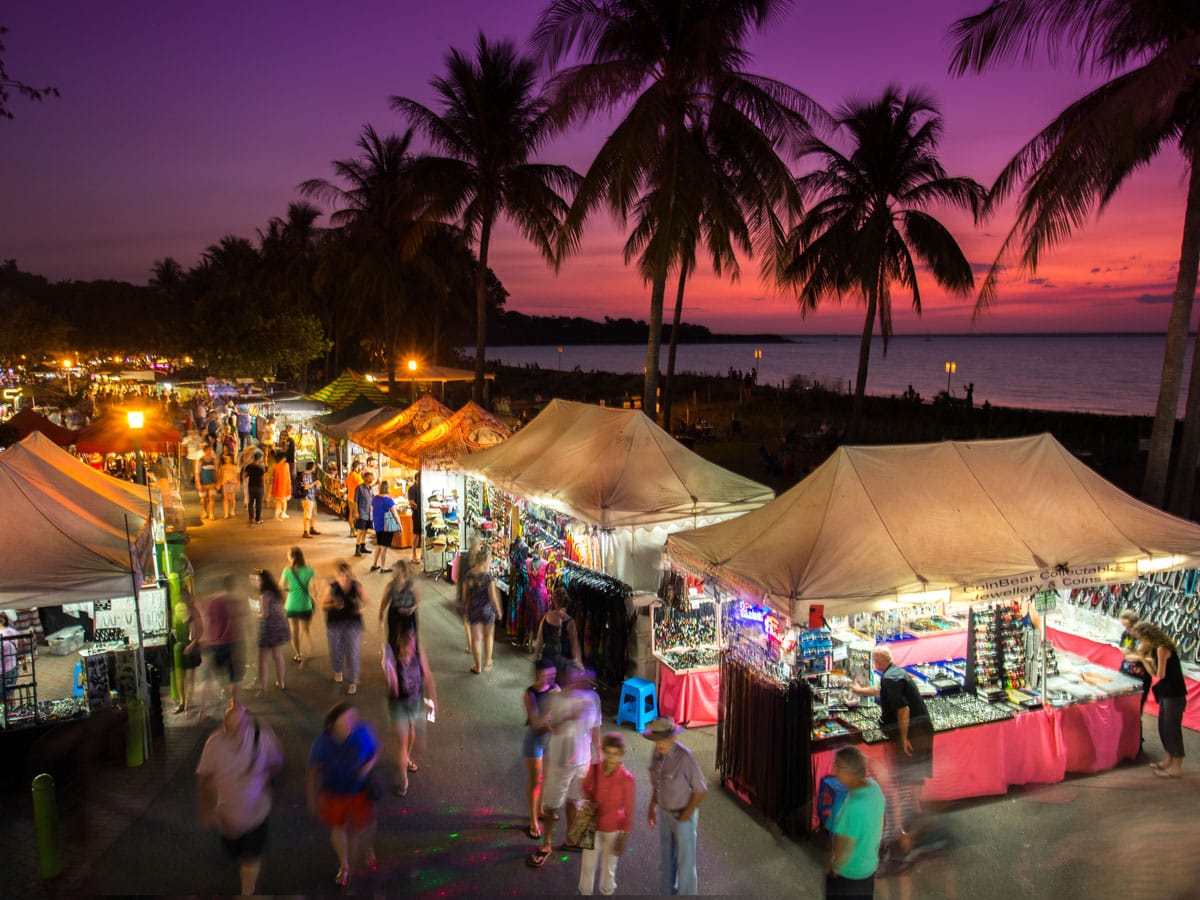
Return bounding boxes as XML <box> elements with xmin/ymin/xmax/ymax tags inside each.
<box><xmin>557</xmin><ymin>346</ymin><xmax>563</xmax><ymax>370</ymax></box>
<box><xmin>945</xmin><ymin>361</ymin><xmax>957</xmax><ymax>394</ymax></box>
<box><xmin>127</xmin><ymin>409</ymin><xmax>145</xmax><ymax>485</ymax></box>
<box><xmin>62</xmin><ymin>359</ymin><xmax>73</xmax><ymax>394</ymax></box>
<box><xmin>407</xmin><ymin>358</ymin><xmax>418</xmax><ymax>403</ymax></box>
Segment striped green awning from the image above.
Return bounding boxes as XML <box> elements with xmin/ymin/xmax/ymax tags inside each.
<box><xmin>306</xmin><ymin>370</ymin><xmax>388</xmax><ymax>410</ymax></box>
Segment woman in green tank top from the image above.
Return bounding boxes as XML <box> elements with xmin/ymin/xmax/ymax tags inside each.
<box><xmin>280</xmin><ymin>546</ymin><xmax>316</xmax><ymax>665</ymax></box>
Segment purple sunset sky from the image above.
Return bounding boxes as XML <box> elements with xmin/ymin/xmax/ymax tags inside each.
<box><xmin>0</xmin><ymin>1</ymin><xmax>1189</xmax><ymax>334</ymax></box>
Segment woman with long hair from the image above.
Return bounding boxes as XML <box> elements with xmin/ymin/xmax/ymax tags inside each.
<box><xmin>280</xmin><ymin>546</ymin><xmax>316</xmax><ymax>665</ymax></box>
<box><xmin>521</xmin><ymin>658</ymin><xmax>559</xmax><ymax>841</ymax></box>
<box><xmin>269</xmin><ymin>452</ymin><xmax>292</xmax><ymax>520</ymax></box>
<box><xmin>255</xmin><ymin>567</ymin><xmax>289</xmax><ymax>691</ymax></box>
<box><xmin>533</xmin><ymin>586</ymin><xmax>582</xmax><ymax>685</ymax></box>
<box><xmin>459</xmin><ymin>544</ymin><xmax>502</xmax><ymax>674</ymax></box>
<box><xmin>307</xmin><ymin>702</ymin><xmax>379</xmax><ymax>887</ymax></box>
<box><xmin>323</xmin><ymin>561</ymin><xmax>368</xmax><ymax>695</ymax></box>
<box><xmin>1132</xmin><ymin>620</ymin><xmax>1187</xmax><ymax>778</ymax></box>
<box><xmin>381</xmin><ymin>623</ymin><xmax>435</xmax><ymax>798</ymax></box>
<box><xmin>217</xmin><ymin>452</ymin><xmax>240</xmax><ymax>519</ymax></box>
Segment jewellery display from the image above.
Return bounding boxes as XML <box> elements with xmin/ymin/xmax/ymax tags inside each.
<box><xmin>1064</xmin><ymin>570</ymin><xmax>1200</xmax><ymax>664</ymax></box>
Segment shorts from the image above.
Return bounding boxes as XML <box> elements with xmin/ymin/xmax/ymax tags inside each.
<box><xmin>355</xmin><ymin>518</ymin><xmax>372</xmax><ymax>532</ymax></box>
<box><xmin>286</xmin><ymin>609</ymin><xmax>313</xmax><ymax>621</ymax></box>
<box><xmin>182</xmin><ymin>648</ymin><xmax>203</xmax><ymax>670</ymax></box>
<box><xmin>542</xmin><ymin>762</ymin><xmax>589</xmax><ymax>810</ymax></box>
<box><xmin>221</xmin><ymin>483</ymin><xmax>236</xmax><ymax>497</ymax></box>
<box><xmin>209</xmin><ymin>643</ymin><xmax>242</xmax><ymax>684</ymax></box>
<box><xmin>318</xmin><ymin>790</ymin><xmax>374</xmax><ymax>830</ymax></box>
<box><xmin>199</xmin><ymin>484</ymin><xmax>218</xmax><ymax>499</ymax></box>
<box><xmin>387</xmin><ymin>693</ymin><xmax>423</xmax><ymax>726</ymax></box>
<box><xmin>375</xmin><ymin>530</ymin><xmax>394</xmax><ymax>548</ymax></box>
<box><xmin>220</xmin><ymin>818</ymin><xmax>268</xmax><ymax>860</ymax></box>
<box><xmin>522</xmin><ymin>728</ymin><xmax>551</xmax><ymax>760</ymax></box>
<box><xmin>301</xmin><ymin>498</ymin><xmax>315</xmax><ymax>517</ymax></box>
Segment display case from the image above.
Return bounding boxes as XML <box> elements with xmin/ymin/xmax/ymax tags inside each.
<box><xmin>652</xmin><ymin>600</ymin><xmax>720</xmax><ymax>673</ymax></box>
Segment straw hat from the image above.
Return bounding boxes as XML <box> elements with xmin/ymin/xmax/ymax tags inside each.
<box><xmin>643</xmin><ymin>716</ymin><xmax>683</xmax><ymax>740</ymax></box>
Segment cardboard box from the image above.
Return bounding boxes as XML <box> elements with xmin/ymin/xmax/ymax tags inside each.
<box><xmin>46</xmin><ymin>626</ymin><xmax>85</xmax><ymax>656</ymax></box>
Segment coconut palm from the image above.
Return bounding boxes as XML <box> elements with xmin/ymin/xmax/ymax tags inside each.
<box><xmin>948</xmin><ymin>0</ymin><xmax>1200</xmax><ymax>512</ymax></box>
<box><xmin>775</xmin><ymin>86</ymin><xmax>985</xmax><ymax>442</ymax></box>
<box><xmin>534</xmin><ymin>0</ymin><xmax>818</xmax><ymax>423</ymax></box>
<box><xmin>390</xmin><ymin>33</ymin><xmax>579</xmax><ymax>405</ymax></box>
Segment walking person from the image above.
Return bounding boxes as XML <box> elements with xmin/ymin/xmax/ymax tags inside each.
<box><xmin>1133</xmin><ymin>620</ymin><xmax>1187</xmax><ymax>778</ymax></box>
<box><xmin>254</xmin><ymin>568</ymin><xmax>289</xmax><ymax>692</ymax></box>
<box><xmin>344</xmin><ymin>460</ymin><xmax>364</xmax><ymax>538</ymax></box>
<box><xmin>577</xmin><ymin>732</ymin><xmax>635</xmax><ymax>896</ymax></box>
<box><xmin>646</xmin><ymin>716</ymin><xmax>708</xmax><ymax>896</ymax></box>
<box><xmin>307</xmin><ymin>702</ymin><xmax>379</xmax><ymax>888</ymax></box>
<box><xmin>280</xmin><ymin>425</ymin><xmax>297</xmax><ymax>478</ymax></box>
<box><xmin>460</xmin><ymin>544</ymin><xmax>502</xmax><ymax>674</ymax></box>
<box><xmin>379</xmin><ymin>561</ymin><xmax>421</xmax><ymax>646</ymax></box>
<box><xmin>521</xmin><ymin>659</ymin><xmax>559</xmax><ymax>842</ymax></box>
<box><xmin>269</xmin><ymin>453</ymin><xmax>292</xmax><ymax>520</ymax></box>
<box><xmin>199</xmin><ymin>575</ymin><xmax>248</xmax><ymax>711</ymax></box>
<box><xmin>196</xmin><ymin>702</ymin><xmax>283</xmax><ymax>896</ymax></box>
<box><xmin>533</xmin><ymin>587</ymin><xmax>582</xmax><ymax>685</ymax></box>
<box><xmin>370</xmin><ymin>481</ymin><xmax>399</xmax><ymax>573</ymax></box>
<box><xmin>239</xmin><ymin>442</ymin><xmax>258</xmax><ymax>514</ymax></box>
<box><xmin>298</xmin><ymin>460</ymin><xmax>320</xmax><ymax>538</ymax></box>
<box><xmin>323</xmin><ymin>561</ymin><xmax>367</xmax><ymax>695</ymax></box>
<box><xmin>236</xmin><ymin>407</ymin><xmax>253</xmax><ymax>451</ymax></box>
<box><xmin>354</xmin><ymin>472</ymin><xmax>376</xmax><ymax>558</ymax></box>
<box><xmin>280</xmin><ymin>547</ymin><xmax>316</xmax><ymax>665</ymax></box>
<box><xmin>242</xmin><ymin>451</ymin><xmax>266</xmax><ymax>525</ymax></box>
<box><xmin>218</xmin><ymin>452</ymin><xmax>240</xmax><ymax>519</ymax></box>
<box><xmin>825</xmin><ymin>746</ymin><xmax>886</xmax><ymax>900</ymax></box>
<box><xmin>196</xmin><ymin>444</ymin><xmax>219</xmax><ymax>520</ymax></box>
<box><xmin>381</xmin><ymin>621</ymin><xmax>436</xmax><ymax>797</ymax></box>
<box><xmin>406</xmin><ymin>471</ymin><xmax>422</xmax><ymax>563</ymax></box>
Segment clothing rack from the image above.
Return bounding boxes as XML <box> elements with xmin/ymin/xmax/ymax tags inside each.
<box><xmin>557</xmin><ymin>560</ymin><xmax>632</xmax><ymax>687</ymax></box>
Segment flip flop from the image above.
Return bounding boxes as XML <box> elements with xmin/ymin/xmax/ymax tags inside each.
<box><xmin>526</xmin><ymin>849</ymin><xmax>549</xmax><ymax>868</ymax></box>
<box><xmin>407</xmin><ymin>761</ymin><xmax>419</xmax><ymax>772</ymax></box>
<box><xmin>1149</xmin><ymin>762</ymin><xmax>1165</xmax><ymax>770</ymax></box>
<box><xmin>1154</xmin><ymin>769</ymin><xmax>1182</xmax><ymax>778</ymax></box>
<box><xmin>470</xmin><ymin>666</ymin><xmax>481</xmax><ymax>674</ymax></box>
<box><xmin>538</xmin><ymin>809</ymin><xmax>560</xmax><ymax>822</ymax></box>
<box><xmin>525</xmin><ymin>824</ymin><xmax>542</xmax><ymax>840</ymax></box>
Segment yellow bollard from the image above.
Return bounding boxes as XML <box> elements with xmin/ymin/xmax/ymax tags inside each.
<box><xmin>126</xmin><ymin>698</ymin><xmax>145</xmax><ymax>767</ymax></box>
<box><xmin>32</xmin><ymin>773</ymin><xmax>61</xmax><ymax>879</ymax></box>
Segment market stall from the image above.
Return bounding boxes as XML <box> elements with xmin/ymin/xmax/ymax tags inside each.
<box><xmin>666</xmin><ymin>433</ymin><xmax>1200</xmax><ymax>835</ymax></box>
<box><xmin>307</xmin><ymin>369</ymin><xmax>388</xmax><ymax>411</ymax></box>
<box><xmin>1</xmin><ymin>406</ymin><xmax>79</xmax><ymax>446</ymax></box>
<box><xmin>455</xmin><ymin>399</ymin><xmax>773</xmax><ymax>686</ymax></box>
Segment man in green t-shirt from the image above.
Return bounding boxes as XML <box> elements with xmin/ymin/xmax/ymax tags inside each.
<box><xmin>827</xmin><ymin>745</ymin><xmax>885</xmax><ymax>899</ymax></box>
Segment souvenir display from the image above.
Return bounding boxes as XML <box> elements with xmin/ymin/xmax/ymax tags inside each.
<box><xmin>1062</xmin><ymin>569</ymin><xmax>1200</xmax><ymax>663</ymax></box>
<box><xmin>652</xmin><ymin>601</ymin><xmax>718</xmax><ymax>668</ymax></box>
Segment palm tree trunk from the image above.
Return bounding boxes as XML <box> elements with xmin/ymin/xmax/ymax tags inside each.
<box><xmin>473</xmin><ymin>214</ymin><xmax>494</xmax><ymax>406</ymax></box>
<box><xmin>1143</xmin><ymin>161</ymin><xmax>1200</xmax><ymax>507</ymax></box>
<box><xmin>848</xmin><ymin>289</ymin><xmax>878</xmax><ymax>443</ymax></box>
<box><xmin>662</xmin><ymin>263</ymin><xmax>689</xmax><ymax>431</ymax></box>
<box><xmin>643</xmin><ymin>270</ymin><xmax>668</xmax><ymax>423</ymax></box>
<box><xmin>1162</xmin><ymin>161</ymin><xmax>1200</xmax><ymax>516</ymax></box>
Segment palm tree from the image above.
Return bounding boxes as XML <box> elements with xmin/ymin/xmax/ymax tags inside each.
<box><xmin>948</xmin><ymin>0</ymin><xmax>1200</xmax><ymax>512</ymax></box>
<box><xmin>534</xmin><ymin>0</ymin><xmax>818</xmax><ymax>423</ymax></box>
<box><xmin>774</xmin><ymin>86</ymin><xmax>985</xmax><ymax>442</ymax></box>
<box><xmin>390</xmin><ymin>33</ymin><xmax>579</xmax><ymax>405</ymax></box>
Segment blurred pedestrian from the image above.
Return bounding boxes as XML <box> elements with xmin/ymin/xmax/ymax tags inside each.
<box><xmin>1133</xmin><ymin>621</ymin><xmax>1187</xmax><ymax>778</ymax></box>
<box><xmin>175</xmin><ymin>592</ymin><xmax>204</xmax><ymax>715</ymax></box>
<box><xmin>242</xmin><ymin>451</ymin><xmax>266</xmax><ymax>525</ymax></box>
<box><xmin>269</xmin><ymin>453</ymin><xmax>292</xmax><ymax>520</ymax></box>
<box><xmin>323</xmin><ymin>561</ymin><xmax>367</xmax><ymax>695</ymax></box>
<box><xmin>825</xmin><ymin>745</ymin><xmax>885</xmax><ymax>899</ymax></box>
<box><xmin>354</xmin><ymin>472</ymin><xmax>376</xmax><ymax>557</ymax></box>
<box><xmin>344</xmin><ymin>459</ymin><xmax>363</xmax><ymax>538</ymax></box>
<box><xmin>196</xmin><ymin>444</ymin><xmax>219</xmax><ymax>520</ymax></box>
<box><xmin>533</xmin><ymin>586</ymin><xmax>582</xmax><ymax>685</ymax></box>
<box><xmin>199</xmin><ymin>575</ymin><xmax>248</xmax><ymax>710</ymax></box>
<box><xmin>381</xmin><ymin>624</ymin><xmax>435</xmax><ymax>797</ymax></box>
<box><xmin>307</xmin><ymin>702</ymin><xmax>379</xmax><ymax>888</ymax></box>
<box><xmin>370</xmin><ymin>481</ymin><xmax>399</xmax><ymax>573</ymax></box>
<box><xmin>522</xmin><ymin>659</ymin><xmax>559</xmax><ymax>843</ymax></box>
<box><xmin>299</xmin><ymin>460</ymin><xmax>320</xmax><ymax>538</ymax></box>
<box><xmin>646</xmin><ymin>716</ymin><xmax>707</xmax><ymax>895</ymax></box>
<box><xmin>577</xmin><ymin>732</ymin><xmax>635</xmax><ymax>896</ymax></box>
<box><xmin>1117</xmin><ymin>609</ymin><xmax>1152</xmax><ymax>710</ymax></box>
<box><xmin>406</xmin><ymin>472</ymin><xmax>422</xmax><ymax>563</ymax></box>
<box><xmin>280</xmin><ymin>425</ymin><xmax>297</xmax><ymax>478</ymax></box>
<box><xmin>254</xmin><ymin>568</ymin><xmax>289</xmax><ymax>692</ymax></box>
<box><xmin>460</xmin><ymin>543</ymin><xmax>502</xmax><ymax>674</ymax></box>
<box><xmin>218</xmin><ymin>452</ymin><xmax>240</xmax><ymax>519</ymax></box>
<box><xmin>196</xmin><ymin>701</ymin><xmax>283</xmax><ymax>896</ymax></box>
<box><xmin>236</xmin><ymin>406</ymin><xmax>253</xmax><ymax>451</ymax></box>
<box><xmin>379</xmin><ymin>561</ymin><xmax>421</xmax><ymax>645</ymax></box>
<box><xmin>280</xmin><ymin>546</ymin><xmax>316</xmax><ymax>665</ymax></box>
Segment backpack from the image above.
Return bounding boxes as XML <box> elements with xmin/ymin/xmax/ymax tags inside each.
<box><xmin>292</xmin><ymin>472</ymin><xmax>308</xmax><ymax>500</ymax></box>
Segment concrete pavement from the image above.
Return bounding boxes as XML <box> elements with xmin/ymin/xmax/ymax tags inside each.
<box><xmin>7</xmin><ymin>487</ymin><xmax>1200</xmax><ymax>897</ymax></box>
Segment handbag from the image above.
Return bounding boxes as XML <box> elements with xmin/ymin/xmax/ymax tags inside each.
<box><xmin>383</xmin><ymin>507</ymin><xmax>402</xmax><ymax>533</ymax></box>
<box><xmin>565</xmin><ymin>799</ymin><xmax>596</xmax><ymax>850</ymax></box>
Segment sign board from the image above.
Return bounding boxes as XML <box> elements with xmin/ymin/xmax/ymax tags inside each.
<box><xmin>953</xmin><ymin>561</ymin><xmax>1138</xmax><ymax>605</ymax></box>
<box><xmin>92</xmin><ymin>587</ymin><xmax>169</xmax><ymax>644</ymax></box>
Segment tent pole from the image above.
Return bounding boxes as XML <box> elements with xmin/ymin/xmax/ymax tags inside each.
<box><xmin>124</xmin><ymin>514</ymin><xmax>152</xmax><ymax>760</ymax></box>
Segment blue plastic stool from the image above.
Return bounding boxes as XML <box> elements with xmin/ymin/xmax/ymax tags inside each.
<box><xmin>72</xmin><ymin>661</ymin><xmax>85</xmax><ymax>697</ymax></box>
<box><xmin>616</xmin><ymin>677</ymin><xmax>658</xmax><ymax>733</ymax></box>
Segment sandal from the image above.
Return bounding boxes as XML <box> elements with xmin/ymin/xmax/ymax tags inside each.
<box><xmin>1154</xmin><ymin>768</ymin><xmax>1182</xmax><ymax>778</ymax></box>
<box><xmin>407</xmin><ymin>761</ymin><xmax>419</xmax><ymax>772</ymax></box>
<box><xmin>470</xmin><ymin>666</ymin><xmax>481</xmax><ymax>674</ymax></box>
<box><xmin>526</xmin><ymin>824</ymin><xmax>542</xmax><ymax>840</ymax></box>
<box><xmin>538</xmin><ymin>809</ymin><xmax>560</xmax><ymax>822</ymax></box>
<box><xmin>1149</xmin><ymin>762</ymin><xmax>1165</xmax><ymax>770</ymax></box>
<box><xmin>335</xmin><ymin>867</ymin><xmax>349</xmax><ymax>887</ymax></box>
<box><xmin>392</xmin><ymin>784</ymin><xmax>408</xmax><ymax>798</ymax></box>
<box><xmin>526</xmin><ymin>849</ymin><xmax>550</xmax><ymax>868</ymax></box>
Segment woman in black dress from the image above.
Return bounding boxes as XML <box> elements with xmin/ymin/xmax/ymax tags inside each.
<box><xmin>1133</xmin><ymin>621</ymin><xmax>1187</xmax><ymax>778</ymax></box>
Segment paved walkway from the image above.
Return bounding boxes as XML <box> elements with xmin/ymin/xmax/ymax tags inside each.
<box><xmin>5</xmin><ymin>488</ymin><xmax>1200</xmax><ymax>897</ymax></box>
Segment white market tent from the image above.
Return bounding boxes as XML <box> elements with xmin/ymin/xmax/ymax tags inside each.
<box><xmin>455</xmin><ymin>398</ymin><xmax>774</xmax><ymax>589</ymax></box>
<box><xmin>667</xmin><ymin>433</ymin><xmax>1200</xmax><ymax>620</ymax></box>
<box><xmin>0</xmin><ymin>433</ymin><xmax>155</xmax><ymax>607</ymax></box>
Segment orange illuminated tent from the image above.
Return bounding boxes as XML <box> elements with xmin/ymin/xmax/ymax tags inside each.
<box><xmin>75</xmin><ymin>409</ymin><xmax>181</xmax><ymax>454</ymax></box>
<box><xmin>2</xmin><ymin>407</ymin><xmax>79</xmax><ymax>446</ymax></box>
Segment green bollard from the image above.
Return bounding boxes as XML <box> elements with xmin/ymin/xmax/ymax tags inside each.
<box><xmin>126</xmin><ymin>698</ymin><xmax>145</xmax><ymax>768</ymax></box>
<box><xmin>32</xmin><ymin>773</ymin><xmax>61</xmax><ymax>879</ymax></box>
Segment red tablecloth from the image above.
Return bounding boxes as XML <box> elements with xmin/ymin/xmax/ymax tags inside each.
<box><xmin>880</xmin><ymin>630</ymin><xmax>968</xmax><ymax>666</ymax></box>
<box><xmin>1047</xmin><ymin>626</ymin><xmax>1200</xmax><ymax>731</ymax></box>
<box><xmin>810</xmin><ymin>694</ymin><xmax>1141</xmax><ymax>827</ymax></box>
<box><xmin>658</xmin><ymin>664</ymin><xmax>720</xmax><ymax>727</ymax></box>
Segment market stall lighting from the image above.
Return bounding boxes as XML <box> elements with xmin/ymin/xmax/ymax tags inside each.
<box><xmin>1137</xmin><ymin>555</ymin><xmax>1186</xmax><ymax>575</ymax></box>
<box><xmin>407</xmin><ymin>359</ymin><xmax>418</xmax><ymax>372</ymax></box>
<box><xmin>126</xmin><ymin>410</ymin><xmax>144</xmax><ymax>430</ymax></box>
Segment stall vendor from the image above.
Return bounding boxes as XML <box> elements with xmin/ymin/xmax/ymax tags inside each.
<box><xmin>850</xmin><ymin>648</ymin><xmax>933</xmax><ymax>851</ymax></box>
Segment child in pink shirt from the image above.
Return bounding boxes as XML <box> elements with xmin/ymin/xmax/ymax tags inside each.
<box><xmin>578</xmin><ymin>732</ymin><xmax>636</xmax><ymax>896</ymax></box>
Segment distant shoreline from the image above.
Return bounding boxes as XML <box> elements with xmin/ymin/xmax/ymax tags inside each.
<box><xmin>490</xmin><ymin>331</ymin><xmax>1180</xmax><ymax>344</ymax></box>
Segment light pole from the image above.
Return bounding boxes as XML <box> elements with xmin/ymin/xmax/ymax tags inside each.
<box><xmin>407</xmin><ymin>358</ymin><xmax>418</xmax><ymax>403</ymax></box>
<box><xmin>62</xmin><ymin>359</ymin><xmax>73</xmax><ymax>394</ymax></box>
<box><xmin>127</xmin><ymin>409</ymin><xmax>145</xmax><ymax>485</ymax></box>
<box><xmin>557</xmin><ymin>346</ymin><xmax>563</xmax><ymax>370</ymax></box>
<box><xmin>945</xmin><ymin>361</ymin><xmax>957</xmax><ymax>394</ymax></box>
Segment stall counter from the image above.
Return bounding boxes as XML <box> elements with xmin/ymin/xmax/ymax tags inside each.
<box><xmin>878</xmin><ymin>629</ymin><xmax>967</xmax><ymax>667</ymax></box>
<box><xmin>658</xmin><ymin>663</ymin><xmax>719</xmax><ymax>727</ymax></box>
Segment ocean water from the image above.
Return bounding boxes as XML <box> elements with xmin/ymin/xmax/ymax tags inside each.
<box><xmin>482</xmin><ymin>334</ymin><xmax>1196</xmax><ymax>418</ymax></box>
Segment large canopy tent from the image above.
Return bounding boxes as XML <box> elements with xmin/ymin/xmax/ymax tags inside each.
<box><xmin>0</xmin><ymin>435</ymin><xmax>155</xmax><ymax>607</ymax></box>
<box><xmin>667</xmin><ymin>433</ymin><xmax>1200</xmax><ymax>620</ymax></box>
<box><xmin>2</xmin><ymin>407</ymin><xmax>79</xmax><ymax>446</ymax></box>
<box><xmin>307</xmin><ymin>369</ymin><xmax>388</xmax><ymax>410</ymax></box>
<box><xmin>455</xmin><ymin>399</ymin><xmax>774</xmax><ymax>589</ymax></box>
<box><xmin>388</xmin><ymin>401</ymin><xmax>511</xmax><ymax>469</ymax></box>
<box><xmin>75</xmin><ymin>410</ymin><xmax>180</xmax><ymax>455</ymax></box>
<box><xmin>351</xmin><ymin>395</ymin><xmax>454</xmax><ymax>455</ymax></box>
<box><xmin>317</xmin><ymin>404</ymin><xmax>405</xmax><ymax>442</ymax></box>
<box><xmin>3</xmin><ymin>432</ymin><xmax>160</xmax><ymax>516</ymax></box>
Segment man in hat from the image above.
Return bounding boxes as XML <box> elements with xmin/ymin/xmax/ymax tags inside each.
<box><xmin>645</xmin><ymin>716</ymin><xmax>707</xmax><ymax>895</ymax></box>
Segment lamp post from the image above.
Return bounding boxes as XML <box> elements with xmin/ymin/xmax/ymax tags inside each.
<box><xmin>557</xmin><ymin>346</ymin><xmax>563</xmax><ymax>370</ymax></box>
<box><xmin>62</xmin><ymin>360</ymin><xmax>73</xmax><ymax>394</ymax></box>
<box><xmin>127</xmin><ymin>409</ymin><xmax>145</xmax><ymax>485</ymax></box>
<box><xmin>945</xmin><ymin>361</ymin><xmax>957</xmax><ymax>394</ymax></box>
<box><xmin>407</xmin><ymin>358</ymin><xmax>418</xmax><ymax>403</ymax></box>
